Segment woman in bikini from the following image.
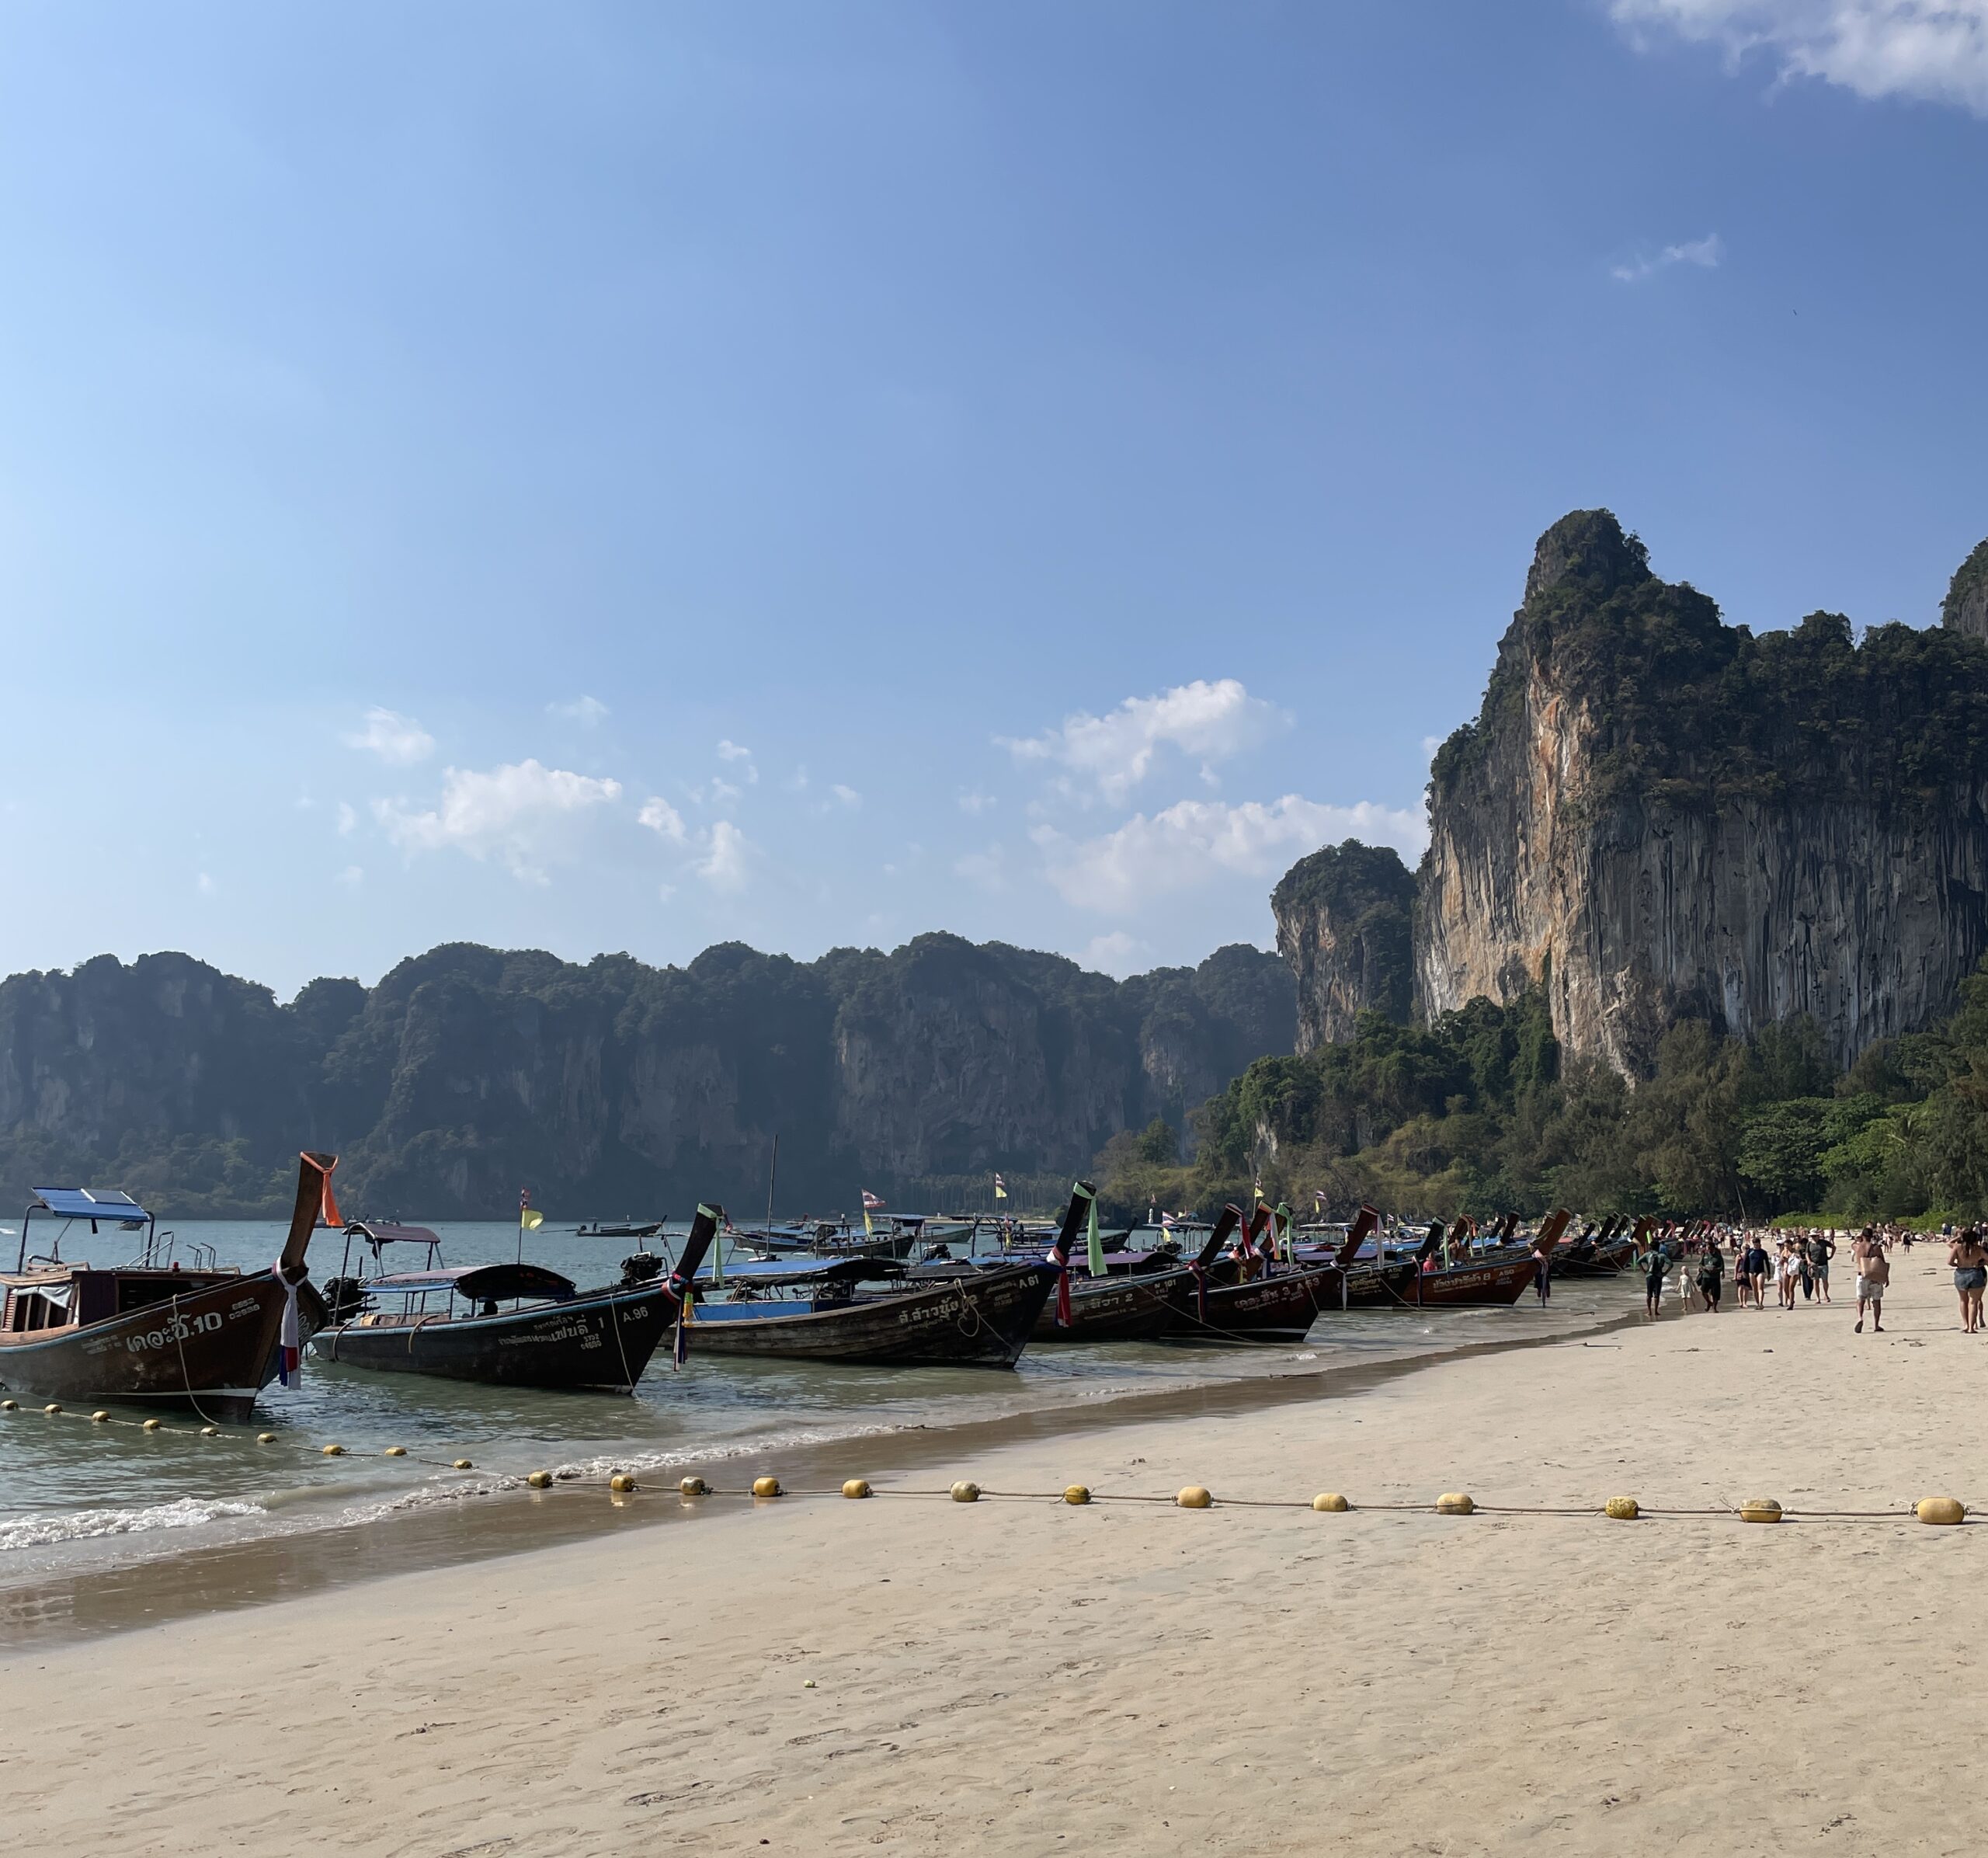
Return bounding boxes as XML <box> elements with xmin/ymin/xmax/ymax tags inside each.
<box><xmin>1948</xmin><ymin>1226</ymin><xmax>1987</xmax><ymax>1334</ymax></box>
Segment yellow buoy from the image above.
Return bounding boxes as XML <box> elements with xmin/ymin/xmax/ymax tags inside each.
<box><xmin>1917</xmin><ymin>1496</ymin><xmax>1966</xmax><ymax>1526</ymax></box>
<box><xmin>526</xmin><ymin>1470</ymin><xmax>554</xmax><ymax>1489</ymax></box>
<box><xmin>609</xmin><ymin>1473</ymin><xmax>638</xmax><ymax>1494</ymax></box>
<box><xmin>256</xmin><ymin>1432</ymin><xmax>276</xmax><ymax>1444</ymax></box>
<box><xmin>1604</xmin><ymin>1496</ymin><xmax>1640</xmax><ymax>1521</ymax></box>
<box><xmin>200</xmin><ymin>1425</ymin><xmax>221</xmax><ymax>1438</ymax></box>
<box><xmin>841</xmin><ymin>1478</ymin><xmax>872</xmax><ymax>1500</ymax></box>
<box><xmin>383</xmin><ymin>1445</ymin><xmax>407</xmax><ymax>1457</ymax></box>
<box><xmin>452</xmin><ymin>1458</ymin><xmax>474</xmax><ymax>1470</ymax></box>
<box><xmin>321</xmin><ymin>1442</ymin><xmax>346</xmax><ymax>1456</ymax></box>
<box><xmin>1063</xmin><ymin>1484</ymin><xmax>1091</xmax><ymax>1505</ymax></box>
<box><xmin>1740</xmin><ymin>1498</ymin><xmax>1783</xmax><ymax>1524</ymax></box>
<box><xmin>679</xmin><ymin>1475</ymin><xmax>708</xmax><ymax>1498</ymax></box>
<box><xmin>1435</xmin><ymin>1492</ymin><xmax>1475</xmax><ymax>1515</ymax></box>
<box><xmin>1312</xmin><ymin>1492</ymin><xmax>1350</xmax><ymax>1512</ymax></box>
<box><xmin>43</xmin><ymin>1403</ymin><xmax>62</xmax><ymax>1414</ymax></box>
<box><xmin>1176</xmin><ymin>1485</ymin><xmax>1213</xmax><ymax>1509</ymax></box>
<box><xmin>752</xmin><ymin>1476</ymin><xmax>783</xmax><ymax>1499</ymax></box>
<box><xmin>91</xmin><ymin>1411</ymin><xmax>111</xmax><ymax>1423</ymax></box>
<box><xmin>142</xmin><ymin>1417</ymin><xmax>163</xmax><ymax>1431</ymax></box>
<box><xmin>951</xmin><ymin>1480</ymin><xmax>981</xmax><ymax>1503</ymax></box>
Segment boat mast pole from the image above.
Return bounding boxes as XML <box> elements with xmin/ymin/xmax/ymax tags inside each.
<box><xmin>766</xmin><ymin>1133</ymin><xmax>778</xmax><ymax>1236</ymax></box>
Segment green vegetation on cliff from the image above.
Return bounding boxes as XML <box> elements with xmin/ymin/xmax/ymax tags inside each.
<box><xmin>1098</xmin><ymin>959</ymin><xmax>1988</xmax><ymax>1226</ymax></box>
<box><xmin>1431</xmin><ymin>509</ymin><xmax>1988</xmax><ymax>819</ymax></box>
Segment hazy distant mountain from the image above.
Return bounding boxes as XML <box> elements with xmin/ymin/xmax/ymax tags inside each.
<box><xmin>0</xmin><ymin>936</ymin><xmax>1293</xmax><ymax>1218</ymax></box>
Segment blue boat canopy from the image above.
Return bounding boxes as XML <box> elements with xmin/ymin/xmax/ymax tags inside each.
<box><xmin>30</xmin><ymin>1187</ymin><xmax>151</xmax><ymax>1225</ymax></box>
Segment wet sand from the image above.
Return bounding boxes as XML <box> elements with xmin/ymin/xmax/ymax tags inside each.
<box><xmin>3</xmin><ymin>1254</ymin><xmax>1980</xmax><ymax>1856</ymax></box>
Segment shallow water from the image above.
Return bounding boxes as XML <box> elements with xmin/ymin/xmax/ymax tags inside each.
<box><xmin>0</xmin><ymin>1219</ymin><xmax>1633</xmax><ymax>1597</ymax></box>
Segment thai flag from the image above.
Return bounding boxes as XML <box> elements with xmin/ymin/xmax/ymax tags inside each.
<box><xmin>861</xmin><ymin>1190</ymin><xmax>885</xmax><ymax>1210</ymax></box>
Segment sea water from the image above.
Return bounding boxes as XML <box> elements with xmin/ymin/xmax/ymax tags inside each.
<box><xmin>0</xmin><ymin>1219</ymin><xmax>1632</xmax><ymax>1595</ymax></box>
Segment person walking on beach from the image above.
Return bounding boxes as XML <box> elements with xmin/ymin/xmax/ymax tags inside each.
<box><xmin>1696</xmin><ymin>1235</ymin><xmax>1725</xmax><ymax>1313</ymax></box>
<box><xmin>1807</xmin><ymin>1230</ymin><xmax>1834</xmax><ymax>1305</ymax></box>
<box><xmin>1638</xmin><ymin>1229</ymin><xmax>1668</xmax><ymax>1318</ymax></box>
<box><xmin>1776</xmin><ymin>1237</ymin><xmax>1799</xmax><ymax>1310</ymax></box>
<box><xmin>1948</xmin><ymin>1226</ymin><xmax>1986</xmax><ymax>1334</ymax></box>
<box><xmin>1853</xmin><ymin>1227</ymin><xmax>1889</xmax><ymax>1334</ymax></box>
<box><xmin>1743</xmin><ymin>1233</ymin><xmax>1771</xmax><ymax>1309</ymax></box>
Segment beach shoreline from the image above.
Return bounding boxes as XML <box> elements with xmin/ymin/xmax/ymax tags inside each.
<box><xmin>5</xmin><ymin>1252</ymin><xmax>1984</xmax><ymax>1856</ymax></box>
<box><xmin>0</xmin><ymin>1294</ymin><xmax>1637</xmax><ymax>1652</ymax></box>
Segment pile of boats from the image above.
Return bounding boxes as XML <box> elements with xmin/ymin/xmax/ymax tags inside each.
<box><xmin>0</xmin><ymin>1147</ymin><xmax>1662</xmax><ymax>1422</ymax></box>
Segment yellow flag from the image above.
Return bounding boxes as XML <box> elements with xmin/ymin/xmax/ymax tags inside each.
<box><xmin>521</xmin><ymin>1209</ymin><xmax>544</xmax><ymax>1231</ymax></box>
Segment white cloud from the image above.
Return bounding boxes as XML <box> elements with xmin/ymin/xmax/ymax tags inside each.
<box><xmin>344</xmin><ymin>706</ymin><xmax>435</xmax><ymax>766</ymax></box>
<box><xmin>714</xmin><ymin>739</ymin><xmax>759</xmax><ymax>784</ymax></box>
<box><xmin>336</xmin><ymin>865</ymin><xmax>363</xmax><ymax>889</ymax></box>
<box><xmin>999</xmin><ymin>678</ymin><xmax>1281</xmax><ymax>805</ymax></box>
<box><xmin>1613</xmin><ymin>2</ymin><xmax>1988</xmax><ymax>114</ymax></box>
<box><xmin>830</xmin><ymin>784</ymin><xmax>861</xmax><ymax>810</ymax></box>
<box><xmin>696</xmin><ymin>819</ymin><xmax>752</xmax><ymax>892</ymax></box>
<box><xmin>1611</xmin><ymin>232</ymin><xmax>1723</xmax><ymax>283</ymax></box>
<box><xmin>954</xmin><ymin>844</ymin><xmax>1006</xmax><ymax>892</ymax></box>
<box><xmin>638</xmin><ymin>796</ymin><xmax>688</xmax><ymax>844</ymax></box>
<box><xmin>549</xmin><ymin>695</ymin><xmax>610</xmax><ymax>727</ymax></box>
<box><xmin>1034</xmin><ymin>795</ymin><xmax>1427</xmax><ymax>912</ymax></box>
<box><xmin>196</xmin><ymin>872</ymin><xmax>215</xmax><ymax>896</ymax></box>
<box><xmin>958</xmin><ymin>790</ymin><xmax>996</xmax><ymax>815</ymax></box>
<box><xmin>335</xmin><ymin>801</ymin><xmax>358</xmax><ymax>837</ymax></box>
<box><xmin>1080</xmin><ymin>931</ymin><xmax>1152</xmax><ymax>977</ymax></box>
<box><xmin>376</xmin><ymin>760</ymin><xmax>622</xmax><ymax>883</ymax></box>
<box><xmin>784</xmin><ymin>765</ymin><xmax>812</xmax><ymax>792</ymax></box>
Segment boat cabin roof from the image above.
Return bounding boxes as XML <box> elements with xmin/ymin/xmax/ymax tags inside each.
<box><xmin>367</xmin><ymin>1263</ymin><xmax>576</xmax><ymax>1302</ymax></box>
<box><xmin>347</xmin><ymin>1220</ymin><xmax>443</xmax><ymax>1247</ymax></box>
<box><xmin>704</xmin><ymin>1258</ymin><xmax>904</xmax><ymax>1286</ymax></box>
<box><xmin>28</xmin><ymin>1186</ymin><xmax>151</xmax><ymax>1226</ymax></box>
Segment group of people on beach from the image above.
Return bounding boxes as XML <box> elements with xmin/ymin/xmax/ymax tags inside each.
<box><xmin>1633</xmin><ymin>1223</ymin><xmax>1988</xmax><ymax>1334</ymax></box>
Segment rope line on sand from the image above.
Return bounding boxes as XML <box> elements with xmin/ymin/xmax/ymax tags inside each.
<box><xmin>5</xmin><ymin>1404</ymin><xmax>1971</xmax><ymax>1526</ymax></box>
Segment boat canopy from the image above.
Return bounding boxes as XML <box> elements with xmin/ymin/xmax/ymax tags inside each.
<box><xmin>29</xmin><ymin>1187</ymin><xmax>151</xmax><ymax>1226</ymax></box>
<box><xmin>367</xmin><ymin>1263</ymin><xmax>577</xmax><ymax>1303</ymax></box>
<box><xmin>347</xmin><ymin>1220</ymin><xmax>443</xmax><ymax>1247</ymax></box>
<box><xmin>700</xmin><ymin>1258</ymin><xmax>903</xmax><ymax>1286</ymax></box>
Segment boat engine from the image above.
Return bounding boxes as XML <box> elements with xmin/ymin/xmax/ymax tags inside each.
<box><xmin>322</xmin><ymin>1275</ymin><xmax>368</xmax><ymax>1324</ymax></box>
<box><xmin>620</xmin><ymin>1251</ymin><xmax>665</xmax><ymax>1286</ymax></box>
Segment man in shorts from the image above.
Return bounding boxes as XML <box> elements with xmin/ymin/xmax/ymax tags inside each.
<box><xmin>1638</xmin><ymin>1229</ymin><xmax>1668</xmax><ymax>1318</ymax></box>
<box><xmin>1853</xmin><ymin>1227</ymin><xmax>1889</xmax><ymax>1334</ymax></box>
<box><xmin>1806</xmin><ymin>1230</ymin><xmax>1834</xmax><ymax>1305</ymax></box>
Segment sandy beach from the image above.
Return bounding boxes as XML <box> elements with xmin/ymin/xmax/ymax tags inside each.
<box><xmin>5</xmin><ymin>1250</ymin><xmax>1981</xmax><ymax>1857</ymax></box>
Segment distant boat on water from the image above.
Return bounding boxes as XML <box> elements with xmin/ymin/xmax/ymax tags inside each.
<box><xmin>574</xmin><ymin>1218</ymin><xmax>666</xmax><ymax>1240</ymax></box>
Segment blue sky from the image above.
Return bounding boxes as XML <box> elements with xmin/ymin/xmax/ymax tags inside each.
<box><xmin>3</xmin><ymin>1</ymin><xmax>1986</xmax><ymax>996</ymax></box>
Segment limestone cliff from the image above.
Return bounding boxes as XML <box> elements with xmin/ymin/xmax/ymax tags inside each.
<box><xmin>0</xmin><ymin>936</ymin><xmax>1293</xmax><ymax>1216</ymax></box>
<box><xmin>1270</xmin><ymin>840</ymin><xmax>1416</xmax><ymax>1049</ymax></box>
<box><xmin>1413</xmin><ymin>510</ymin><xmax>1988</xmax><ymax>1075</ymax></box>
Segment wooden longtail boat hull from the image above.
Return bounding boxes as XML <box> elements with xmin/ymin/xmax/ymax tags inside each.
<box><xmin>0</xmin><ymin>1272</ymin><xmax>323</xmax><ymax>1425</ymax></box>
<box><xmin>1030</xmin><ymin>1268</ymin><xmax>1190</xmax><ymax>1342</ymax></box>
<box><xmin>1166</xmin><ymin>1265</ymin><xmax>1346</xmax><ymax>1343</ymax></box>
<box><xmin>1551</xmin><ymin>1239</ymin><xmax>1634</xmax><ymax>1279</ymax></box>
<box><xmin>1402</xmin><ymin>1251</ymin><xmax>1538</xmax><ymax>1306</ymax></box>
<box><xmin>310</xmin><ymin>1279</ymin><xmax>680</xmax><ymax>1391</ymax></box>
<box><xmin>686</xmin><ymin>1264</ymin><xmax>1055</xmax><ymax>1367</ymax></box>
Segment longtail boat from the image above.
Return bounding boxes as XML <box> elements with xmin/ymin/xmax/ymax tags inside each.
<box><xmin>1552</xmin><ymin>1213</ymin><xmax>1633</xmax><ymax>1278</ymax></box>
<box><xmin>1163</xmin><ymin>1206</ymin><xmax>1378</xmax><ymax>1342</ymax></box>
<box><xmin>681</xmin><ymin>1255</ymin><xmax>1055</xmax><ymax>1367</ymax></box>
<box><xmin>1406</xmin><ymin>1209</ymin><xmax>1571</xmax><ymax>1305</ymax></box>
<box><xmin>1027</xmin><ymin>1180</ymin><xmax>1192</xmax><ymax>1342</ymax></box>
<box><xmin>311</xmin><ymin>1206</ymin><xmax>718</xmax><ymax>1392</ymax></box>
<box><xmin>0</xmin><ymin>1153</ymin><xmax>333</xmax><ymax>1425</ymax></box>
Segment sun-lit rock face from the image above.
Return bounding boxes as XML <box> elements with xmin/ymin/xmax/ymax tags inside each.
<box><xmin>1409</xmin><ymin>511</ymin><xmax>1988</xmax><ymax>1076</ymax></box>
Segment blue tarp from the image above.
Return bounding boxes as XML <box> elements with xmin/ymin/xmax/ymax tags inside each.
<box><xmin>30</xmin><ymin>1187</ymin><xmax>151</xmax><ymax>1224</ymax></box>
